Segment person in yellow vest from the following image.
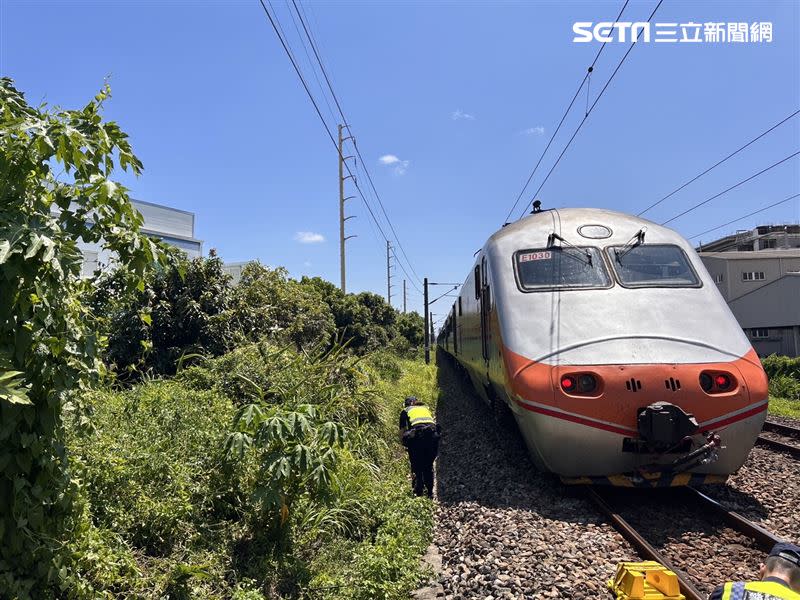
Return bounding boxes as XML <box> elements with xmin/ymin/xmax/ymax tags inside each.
<box><xmin>399</xmin><ymin>396</ymin><xmax>440</xmax><ymax>498</ymax></box>
<box><xmin>709</xmin><ymin>542</ymin><xmax>800</xmax><ymax>599</ymax></box>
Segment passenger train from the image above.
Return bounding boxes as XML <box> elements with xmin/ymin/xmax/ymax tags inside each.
<box><xmin>436</xmin><ymin>208</ymin><xmax>769</xmax><ymax>486</ymax></box>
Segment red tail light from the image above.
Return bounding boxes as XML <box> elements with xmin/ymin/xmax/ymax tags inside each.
<box><xmin>560</xmin><ymin>373</ymin><xmax>600</xmax><ymax>395</ymax></box>
<box><xmin>700</xmin><ymin>371</ymin><xmax>736</xmax><ymax>394</ymax></box>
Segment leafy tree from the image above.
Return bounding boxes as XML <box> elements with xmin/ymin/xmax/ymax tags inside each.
<box><xmin>0</xmin><ymin>78</ymin><xmax>166</xmax><ymax>594</ymax></box>
<box><xmin>231</xmin><ymin>262</ymin><xmax>335</xmax><ymax>350</ymax></box>
<box><xmin>93</xmin><ymin>252</ymin><xmax>234</xmax><ymax>376</ymax></box>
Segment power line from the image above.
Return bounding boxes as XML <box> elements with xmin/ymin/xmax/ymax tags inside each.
<box><xmin>257</xmin><ymin>0</ymin><xmax>424</xmax><ymax>293</ymax></box>
<box><xmin>660</xmin><ymin>150</ymin><xmax>800</xmax><ymax>225</ymax></box>
<box><xmin>502</xmin><ymin>0</ymin><xmax>630</xmax><ymax>224</ymax></box>
<box><xmin>638</xmin><ymin>109</ymin><xmax>800</xmax><ymax>216</ymax></box>
<box><xmin>257</xmin><ymin>0</ymin><xmax>336</xmax><ymax>148</ymax></box>
<box><xmin>517</xmin><ymin>0</ymin><xmax>664</xmax><ymax>218</ymax></box>
<box><xmin>687</xmin><ymin>193</ymin><xmax>800</xmax><ymax>241</ymax></box>
<box><xmin>290</xmin><ymin>0</ymin><xmax>423</xmax><ymax>287</ymax></box>
<box><xmin>282</xmin><ymin>0</ymin><xmax>337</xmax><ymax>126</ymax></box>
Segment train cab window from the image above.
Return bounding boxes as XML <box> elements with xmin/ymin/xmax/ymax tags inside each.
<box><xmin>458</xmin><ymin>297</ymin><xmax>462</xmax><ymax>316</ymax></box>
<box><xmin>514</xmin><ymin>247</ymin><xmax>610</xmax><ymax>290</ymax></box>
<box><xmin>607</xmin><ymin>244</ymin><xmax>700</xmax><ymax>287</ymax></box>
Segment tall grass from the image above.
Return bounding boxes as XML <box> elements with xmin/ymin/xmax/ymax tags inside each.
<box><xmin>66</xmin><ymin>344</ymin><xmax>437</xmax><ymax>598</ymax></box>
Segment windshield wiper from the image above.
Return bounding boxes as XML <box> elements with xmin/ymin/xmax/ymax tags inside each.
<box><xmin>547</xmin><ymin>233</ymin><xmax>592</xmax><ymax>266</ymax></box>
<box><xmin>614</xmin><ymin>227</ymin><xmax>647</xmax><ymax>263</ymax></box>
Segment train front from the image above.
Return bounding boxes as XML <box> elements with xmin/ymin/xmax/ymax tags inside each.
<box><xmin>493</xmin><ymin>210</ymin><xmax>769</xmax><ymax>486</ymax></box>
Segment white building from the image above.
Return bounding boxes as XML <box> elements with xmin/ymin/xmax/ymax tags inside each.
<box><xmin>79</xmin><ymin>199</ymin><xmax>203</xmax><ymax>275</ymax></box>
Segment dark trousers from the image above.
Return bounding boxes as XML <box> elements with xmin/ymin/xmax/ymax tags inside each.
<box><xmin>406</xmin><ymin>427</ymin><xmax>439</xmax><ymax>498</ymax></box>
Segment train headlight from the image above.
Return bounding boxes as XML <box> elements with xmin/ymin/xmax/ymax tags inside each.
<box><xmin>577</xmin><ymin>374</ymin><xmax>597</xmax><ymax>393</ymax></box>
<box><xmin>560</xmin><ymin>373</ymin><xmax>600</xmax><ymax>395</ymax></box>
<box><xmin>700</xmin><ymin>373</ymin><xmax>713</xmax><ymax>392</ymax></box>
<box><xmin>700</xmin><ymin>371</ymin><xmax>736</xmax><ymax>394</ymax></box>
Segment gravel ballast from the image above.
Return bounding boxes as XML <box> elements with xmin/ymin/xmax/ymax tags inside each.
<box><xmin>430</xmin><ymin>354</ymin><xmax>799</xmax><ymax>599</ymax></box>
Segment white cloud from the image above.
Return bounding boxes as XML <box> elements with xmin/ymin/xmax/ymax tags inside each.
<box><xmin>521</xmin><ymin>126</ymin><xmax>546</xmax><ymax>136</ymax></box>
<box><xmin>379</xmin><ymin>154</ymin><xmax>410</xmax><ymax>175</ymax></box>
<box><xmin>451</xmin><ymin>109</ymin><xmax>475</xmax><ymax>121</ymax></box>
<box><xmin>294</xmin><ymin>231</ymin><xmax>325</xmax><ymax>244</ymax></box>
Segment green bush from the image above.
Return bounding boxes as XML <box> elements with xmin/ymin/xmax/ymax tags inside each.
<box><xmin>69</xmin><ymin>381</ymin><xmax>238</xmax><ymax>555</ymax></box>
<box><xmin>65</xmin><ymin>343</ymin><xmax>438</xmax><ymax>598</ymax></box>
<box><xmin>762</xmin><ymin>355</ymin><xmax>800</xmax><ymax>380</ymax></box>
<box><xmin>769</xmin><ymin>375</ymin><xmax>800</xmax><ymax>401</ymax></box>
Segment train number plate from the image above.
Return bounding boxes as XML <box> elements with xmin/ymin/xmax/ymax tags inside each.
<box><xmin>519</xmin><ymin>251</ymin><xmax>552</xmax><ymax>262</ymax></box>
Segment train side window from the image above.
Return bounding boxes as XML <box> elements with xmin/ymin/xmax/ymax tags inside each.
<box><xmin>474</xmin><ymin>265</ymin><xmax>481</xmax><ymax>299</ymax></box>
<box><xmin>458</xmin><ymin>297</ymin><xmax>462</xmax><ymax>316</ymax></box>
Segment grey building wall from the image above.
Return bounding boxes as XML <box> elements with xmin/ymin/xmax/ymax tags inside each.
<box><xmin>700</xmin><ymin>250</ymin><xmax>800</xmax><ymax>301</ymax></box>
<box><xmin>699</xmin><ymin>249</ymin><xmax>800</xmax><ymax>357</ymax></box>
<box><xmin>76</xmin><ymin>199</ymin><xmax>203</xmax><ymax>274</ymax></box>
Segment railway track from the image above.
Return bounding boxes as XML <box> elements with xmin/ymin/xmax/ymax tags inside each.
<box><xmin>757</xmin><ymin>420</ymin><xmax>800</xmax><ymax>459</ymax></box>
<box><xmin>587</xmin><ymin>486</ymin><xmax>786</xmax><ymax>600</ymax></box>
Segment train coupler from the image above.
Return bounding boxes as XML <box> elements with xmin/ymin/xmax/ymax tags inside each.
<box><xmin>607</xmin><ymin>561</ymin><xmax>685</xmax><ymax>600</ymax></box>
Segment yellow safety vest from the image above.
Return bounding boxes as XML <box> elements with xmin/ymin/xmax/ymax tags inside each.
<box><xmin>720</xmin><ymin>581</ymin><xmax>800</xmax><ymax>600</ymax></box>
<box><xmin>405</xmin><ymin>405</ymin><xmax>435</xmax><ymax>428</ymax></box>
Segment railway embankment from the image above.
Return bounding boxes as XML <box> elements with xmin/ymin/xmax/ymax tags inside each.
<box><xmin>429</xmin><ymin>354</ymin><xmax>800</xmax><ymax>599</ymax></box>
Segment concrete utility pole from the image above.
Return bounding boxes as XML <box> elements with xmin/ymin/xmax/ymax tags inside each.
<box><xmin>386</xmin><ymin>241</ymin><xmax>390</xmax><ymax>304</ymax></box>
<box><xmin>423</xmin><ymin>277</ymin><xmax>429</xmax><ymax>364</ymax></box>
<box><xmin>338</xmin><ymin>125</ymin><xmax>345</xmax><ymax>292</ymax></box>
<box><xmin>403</xmin><ymin>279</ymin><xmax>407</xmax><ymax>313</ymax></box>
<box><xmin>338</xmin><ymin>124</ymin><xmax>356</xmax><ymax>292</ymax></box>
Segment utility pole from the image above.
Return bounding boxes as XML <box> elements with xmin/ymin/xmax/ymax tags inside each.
<box><xmin>423</xmin><ymin>277</ymin><xmax>429</xmax><ymax>364</ymax></box>
<box><xmin>338</xmin><ymin>125</ymin><xmax>345</xmax><ymax>292</ymax></box>
<box><xmin>386</xmin><ymin>240</ymin><xmax>393</xmax><ymax>306</ymax></box>
<box><xmin>338</xmin><ymin>124</ymin><xmax>356</xmax><ymax>292</ymax></box>
<box><xmin>403</xmin><ymin>280</ymin><xmax>407</xmax><ymax>313</ymax></box>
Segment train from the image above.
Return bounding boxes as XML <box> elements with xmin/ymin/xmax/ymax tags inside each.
<box><xmin>436</xmin><ymin>207</ymin><xmax>769</xmax><ymax>487</ymax></box>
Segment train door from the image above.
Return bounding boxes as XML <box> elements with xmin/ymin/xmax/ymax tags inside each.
<box><xmin>480</xmin><ymin>256</ymin><xmax>491</xmax><ymax>365</ymax></box>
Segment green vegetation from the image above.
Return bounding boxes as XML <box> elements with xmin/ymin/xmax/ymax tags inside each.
<box><xmin>1</xmin><ymin>78</ymin><xmax>433</xmax><ymax>598</ymax></box>
<box><xmin>763</xmin><ymin>355</ymin><xmax>800</xmax><ymax>418</ymax></box>
<box><xmin>66</xmin><ymin>347</ymin><xmax>437</xmax><ymax>599</ymax></box>
<box><xmin>0</xmin><ymin>77</ymin><xmax>170</xmax><ymax>596</ymax></box>
<box><xmin>90</xmin><ymin>259</ymin><xmax>425</xmax><ymax>380</ymax></box>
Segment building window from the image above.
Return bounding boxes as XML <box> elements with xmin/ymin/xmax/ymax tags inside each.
<box><xmin>713</xmin><ymin>273</ymin><xmax>724</xmax><ymax>283</ymax></box>
<box><xmin>761</xmin><ymin>239</ymin><xmax>777</xmax><ymax>249</ymax></box>
<box><xmin>751</xmin><ymin>328</ymin><xmax>769</xmax><ymax>339</ymax></box>
<box><xmin>742</xmin><ymin>271</ymin><xmax>765</xmax><ymax>281</ymax></box>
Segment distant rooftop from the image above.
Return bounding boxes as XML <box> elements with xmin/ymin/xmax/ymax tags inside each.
<box><xmin>697</xmin><ymin>223</ymin><xmax>800</xmax><ymax>253</ymax></box>
<box><xmin>699</xmin><ymin>249</ymin><xmax>800</xmax><ymax>259</ymax></box>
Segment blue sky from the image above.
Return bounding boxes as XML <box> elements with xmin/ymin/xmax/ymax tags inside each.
<box><xmin>2</xmin><ymin>0</ymin><xmax>799</xmax><ymax>319</ymax></box>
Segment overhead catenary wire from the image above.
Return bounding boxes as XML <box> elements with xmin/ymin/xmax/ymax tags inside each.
<box><xmin>257</xmin><ymin>0</ymin><xmax>424</xmax><ymax>294</ymax></box>
<box><xmin>517</xmin><ymin>0</ymin><xmax>664</xmax><ymax>219</ymax></box>
<box><xmin>290</xmin><ymin>0</ymin><xmax>424</xmax><ymax>288</ymax></box>
<box><xmin>660</xmin><ymin>150</ymin><xmax>800</xmax><ymax>225</ymax></box>
<box><xmin>638</xmin><ymin>109</ymin><xmax>800</xmax><ymax>216</ymax></box>
<box><xmin>501</xmin><ymin>0</ymin><xmax>630</xmax><ymax>224</ymax></box>
<box><xmin>687</xmin><ymin>192</ymin><xmax>800</xmax><ymax>241</ymax></box>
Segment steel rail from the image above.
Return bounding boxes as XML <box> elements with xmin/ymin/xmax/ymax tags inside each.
<box><xmin>756</xmin><ymin>435</ymin><xmax>800</xmax><ymax>459</ymax></box>
<box><xmin>762</xmin><ymin>420</ymin><xmax>800</xmax><ymax>438</ymax></box>
<box><xmin>585</xmin><ymin>488</ymin><xmax>706</xmax><ymax>600</ymax></box>
<box><xmin>682</xmin><ymin>487</ymin><xmax>786</xmax><ymax>551</ymax></box>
